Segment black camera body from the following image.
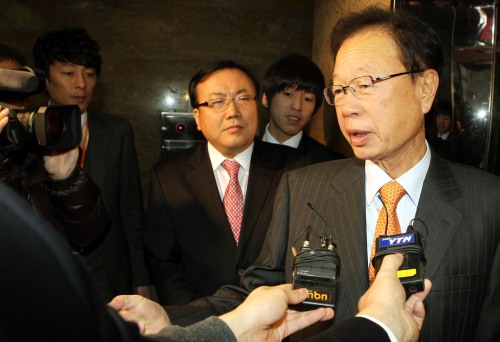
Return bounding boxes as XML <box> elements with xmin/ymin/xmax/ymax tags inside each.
<box><xmin>0</xmin><ymin>105</ymin><xmax>82</xmax><ymax>156</ymax></box>
<box><xmin>372</xmin><ymin>230</ymin><xmax>426</xmax><ymax>294</ymax></box>
<box><xmin>0</xmin><ymin>67</ymin><xmax>82</xmax><ymax>157</ymax></box>
<box><xmin>292</xmin><ymin>238</ymin><xmax>340</xmax><ymax>310</ymax></box>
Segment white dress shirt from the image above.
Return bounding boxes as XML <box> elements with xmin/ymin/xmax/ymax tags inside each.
<box><xmin>364</xmin><ymin>141</ymin><xmax>431</xmax><ymax>265</ymax></box>
<box><xmin>261</xmin><ymin>123</ymin><xmax>302</xmax><ymax>148</ymax></box>
<box><xmin>208</xmin><ymin>142</ymin><xmax>252</xmax><ymax>203</ymax></box>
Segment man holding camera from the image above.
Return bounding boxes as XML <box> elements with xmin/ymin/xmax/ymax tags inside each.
<box><xmin>0</xmin><ymin>44</ymin><xmax>110</xmax><ymax>256</ymax></box>
<box><xmin>32</xmin><ymin>28</ymin><xmax>149</xmax><ymax>301</ymax></box>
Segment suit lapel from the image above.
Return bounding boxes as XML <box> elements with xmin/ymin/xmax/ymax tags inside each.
<box><xmin>414</xmin><ymin>153</ymin><xmax>463</xmax><ymax>280</ymax></box>
<box><xmin>238</xmin><ymin>142</ymin><xmax>275</xmax><ymax>248</ymax></box>
<box><xmin>185</xmin><ymin>144</ymin><xmax>233</xmax><ymax>242</ymax></box>
<box><xmin>312</xmin><ymin>156</ymin><xmax>463</xmax><ymax>318</ymax></box>
<box><xmin>327</xmin><ymin>155</ymin><xmax>464</xmax><ymax>314</ymax></box>
<box><xmin>326</xmin><ymin>159</ymin><xmax>368</xmax><ymax>317</ymax></box>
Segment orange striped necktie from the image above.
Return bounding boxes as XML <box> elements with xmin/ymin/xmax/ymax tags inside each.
<box><xmin>368</xmin><ymin>181</ymin><xmax>406</xmax><ymax>283</ymax></box>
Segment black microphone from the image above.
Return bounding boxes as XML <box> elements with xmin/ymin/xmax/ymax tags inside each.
<box><xmin>306</xmin><ymin>201</ymin><xmax>334</xmax><ymax>246</ymax></box>
<box><xmin>291</xmin><ymin>201</ymin><xmax>340</xmax><ymax>310</ymax></box>
<box><xmin>0</xmin><ymin>68</ymin><xmax>40</xmax><ymax>93</ymax></box>
<box><xmin>371</xmin><ymin>197</ymin><xmax>427</xmax><ymax>294</ymax></box>
<box><xmin>377</xmin><ymin>194</ymin><xmax>389</xmax><ymax>235</ymax></box>
<box><xmin>301</xmin><ymin>227</ymin><xmax>311</xmax><ymax>250</ymax></box>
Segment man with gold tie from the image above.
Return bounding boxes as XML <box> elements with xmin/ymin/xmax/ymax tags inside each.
<box><xmin>230</xmin><ymin>6</ymin><xmax>499</xmax><ymax>342</ymax></box>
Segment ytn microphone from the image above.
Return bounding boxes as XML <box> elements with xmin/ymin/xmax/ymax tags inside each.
<box><xmin>371</xmin><ymin>195</ymin><xmax>427</xmax><ymax>294</ymax></box>
<box><xmin>291</xmin><ymin>201</ymin><xmax>340</xmax><ymax>310</ymax></box>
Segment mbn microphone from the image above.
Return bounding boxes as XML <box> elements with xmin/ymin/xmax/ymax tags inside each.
<box><xmin>291</xmin><ymin>201</ymin><xmax>340</xmax><ymax>310</ymax></box>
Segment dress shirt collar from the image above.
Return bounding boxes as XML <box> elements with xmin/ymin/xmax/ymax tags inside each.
<box><xmin>80</xmin><ymin>111</ymin><xmax>88</xmax><ymax>130</ymax></box>
<box><xmin>438</xmin><ymin>131</ymin><xmax>450</xmax><ymax>140</ymax></box>
<box><xmin>207</xmin><ymin>141</ymin><xmax>253</xmax><ymax>173</ymax></box>
<box><xmin>262</xmin><ymin>123</ymin><xmax>303</xmax><ymax>148</ymax></box>
<box><xmin>365</xmin><ymin>141</ymin><xmax>431</xmax><ymax>206</ymax></box>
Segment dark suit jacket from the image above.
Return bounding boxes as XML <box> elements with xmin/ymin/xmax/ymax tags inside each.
<box><xmin>240</xmin><ymin>152</ymin><xmax>499</xmax><ymax>341</ymax></box>
<box><xmin>258</xmin><ymin>133</ymin><xmax>344</xmax><ymax>165</ymax></box>
<box><xmin>143</xmin><ymin>140</ymin><xmax>305</xmax><ymax>305</ymax></box>
<box><xmin>306</xmin><ymin>317</ymin><xmax>389</xmax><ymax>342</ymax></box>
<box><xmin>297</xmin><ymin>134</ymin><xmax>344</xmax><ymax>164</ymax></box>
<box><xmin>79</xmin><ymin>111</ymin><xmax>146</xmax><ymax>301</ymax></box>
<box><xmin>426</xmin><ymin>131</ymin><xmax>456</xmax><ymax>161</ymax></box>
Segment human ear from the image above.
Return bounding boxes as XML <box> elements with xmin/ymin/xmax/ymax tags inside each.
<box><xmin>262</xmin><ymin>93</ymin><xmax>269</xmax><ymax>108</ymax></box>
<box><xmin>420</xmin><ymin>69</ymin><xmax>439</xmax><ymax>114</ymax></box>
<box><xmin>193</xmin><ymin>108</ymin><xmax>202</xmax><ymax>131</ymax></box>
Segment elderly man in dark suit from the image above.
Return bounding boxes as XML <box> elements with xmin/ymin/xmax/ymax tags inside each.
<box><xmin>142</xmin><ymin>60</ymin><xmax>307</xmax><ymax>305</ymax></box>
<box><xmin>238</xmin><ymin>7</ymin><xmax>499</xmax><ymax>342</ymax></box>
<box><xmin>32</xmin><ymin>28</ymin><xmax>148</xmax><ymax>301</ymax></box>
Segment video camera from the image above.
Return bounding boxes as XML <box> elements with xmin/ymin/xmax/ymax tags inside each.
<box><xmin>0</xmin><ymin>68</ymin><xmax>82</xmax><ymax>157</ymax></box>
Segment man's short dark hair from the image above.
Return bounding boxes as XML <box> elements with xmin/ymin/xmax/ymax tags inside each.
<box><xmin>32</xmin><ymin>27</ymin><xmax>102</xmax><ymax>78</ymax></box>
<box><xmin>188</xmin><ymin>60</ymin><xmax>260</xmax><ymax>108</ymax></box>
<box><xmin>330</xmin><ymin>6</ymin><xmax>444</xmax><ymax>80</ymax></box>
<box><xmin>435</xmin><ymin>100</ymin><xmax>452</xmax><ymax>118</ymax></box>
<box><xmin>0</xmin><ymin>43</ymin><xmax>25</xmax><ymax>66</ymax></box>
<box><xmin>263</xmin><ymin>54</ymin><xmax>325</xmax><ymax>114</ymax></box>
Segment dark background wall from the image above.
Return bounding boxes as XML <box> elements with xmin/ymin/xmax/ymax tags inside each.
<box><xmin>0</xmin><ymin>0</ymin><xmax>314</xmax><ymax>197</ymax></box>
<box><xmin>312</xmin><ymin>0</ymin><xmax>388</xmax><ymax>157</ymax></box>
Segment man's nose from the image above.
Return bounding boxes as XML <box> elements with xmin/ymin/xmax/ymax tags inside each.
<box><xmin>75</xmin><ymin>73</ymin><xmax>87</xmax><ymax>89</ymax></box>
<box><xmin>291</xmin><ymin>95</ymin><xmax>302</xmax><ymax>110</ymax></box>
<box><xmin>340</xmin><ymin>89</ymin><xmax>362</xmax><ymax>117</ymax></box>
<box><xmin>226</xmin><ymin>99</ymin><xmax>241</xmax><ymax>118</ymax></box>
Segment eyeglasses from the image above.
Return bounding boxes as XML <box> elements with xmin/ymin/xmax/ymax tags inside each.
<box><xmin>195</xmin><ymin>95</ymin><xmax>257</xmax><ymax>112</ymax></box>
<box><xmin>323</xmin><ymin>70</ymin><xmax>423</xmax><ymax>107</ymax></box>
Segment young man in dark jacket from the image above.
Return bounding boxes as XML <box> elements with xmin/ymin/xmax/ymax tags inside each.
<box><xmin>0</xmin><ymin>46</ymin><xmax>110</xmax><ymax>259</ymax></box>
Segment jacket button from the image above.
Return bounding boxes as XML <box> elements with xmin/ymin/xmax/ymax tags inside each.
<box><xmin>237</xmin><ymin>269</ymin><xmax>245</xmax><ymax>276</ymax></box>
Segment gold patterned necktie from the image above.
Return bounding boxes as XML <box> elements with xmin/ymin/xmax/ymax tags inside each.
<box><xmin>368</xmin><ymin>181</ymin><xmax>406</xmax><ymax>283</ymax></box>
<box><xmin>221</xmin><ymin>160</ymin><xmax>243</xmax><ymax>245</ymax></box>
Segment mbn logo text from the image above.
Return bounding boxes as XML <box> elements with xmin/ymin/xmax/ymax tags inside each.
<box><xmin>308</xmin><ymin>290</ymin><xmax>330</xmax><ymax>301</ymax></box>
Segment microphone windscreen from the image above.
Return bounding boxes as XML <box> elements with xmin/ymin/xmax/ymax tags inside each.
<box><xmin>0</xmin><ymin>69</ymin><xmax>39</xmax><ymax>93</ymax></box>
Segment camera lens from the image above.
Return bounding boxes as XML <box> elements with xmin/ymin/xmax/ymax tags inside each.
<box><xmin>44</xmin><ymin>107</ymin><xmax>65</xmax><ymax>145</ymax></box>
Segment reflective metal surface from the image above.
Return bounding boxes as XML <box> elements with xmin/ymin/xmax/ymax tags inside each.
<box><xmin>160</xmin><ymin>112</ymin><xmax>205</xmax><ymax>160</ymax></box>
<box><xmin>393</xmin><ymin>0</ymin><xmax>498</xmax><ymax>172</ymax></box>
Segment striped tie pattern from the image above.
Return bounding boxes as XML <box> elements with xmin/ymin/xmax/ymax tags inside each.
<box><xmin>222</xmin><ymin>160</ymin><xmax>243</xmax><ymax>244</ymax></box>
<box><xmin>369</xmin><ymin>181</ymin><xmax>406</xmax><ymax>283</ymax></box>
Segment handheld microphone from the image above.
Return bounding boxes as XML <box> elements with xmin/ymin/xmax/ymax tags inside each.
<box><xmin>291</xmin><ymin>201</ymin><xmax>340</xmax><ymax>310</ymax></box>
<box><xmin>372</xmin><ymin>195</ymin><xmax>427</xmax><ymax>294</ymax></box>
